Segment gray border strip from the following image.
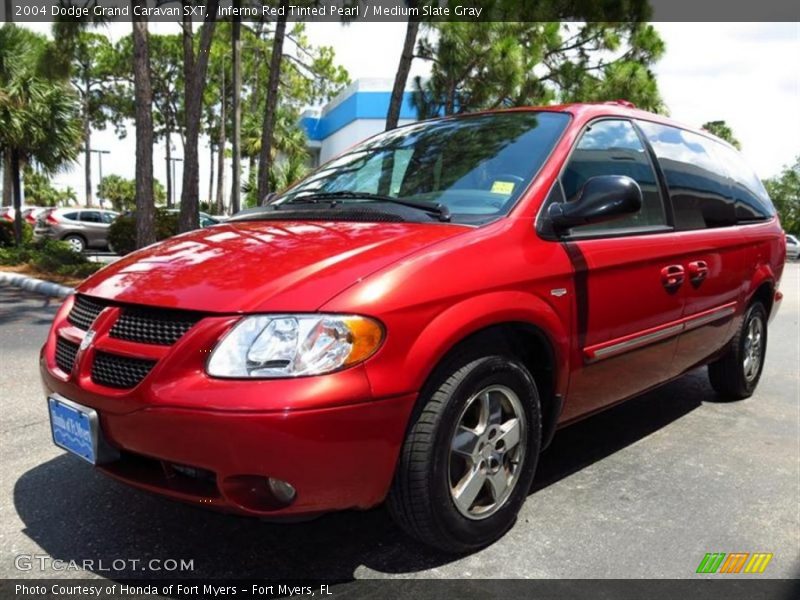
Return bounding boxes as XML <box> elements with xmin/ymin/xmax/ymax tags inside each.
<box><xmin>0</xmin><ymin>271</ymin><xmax>74</xmax><ymax>299</ymax></box>
<box><xmin>2</xmin><ymin>0</ymin><xmax>799</xmax><ymax>22</ymax></box>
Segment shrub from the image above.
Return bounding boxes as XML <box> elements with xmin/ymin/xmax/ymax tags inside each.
<box><xmin>0</xmin><ymin>220</ymin><xmax>33</xmax><ymax>247</ymax></box>
<box><xmin>107</xmin><ymin>215</ymin><xmax>136</xmax><ymax>255</ymax></box>
<box><xmin>108</xmin><ymin>208</ymin><xmax>179</xmax><ymax>255</ymax></box>
<box><xmin>56</xmin><ymin>262</ymin><xmax>103</xmax><ymax>278</ymax></box>
<box><xmin>0</xmin><ymin>245</ymin><xmax>32</xmax><ymax>265</ymax></box>
<box><xmin>0</xmin><ymin>237</ymin><xmax>102</xmax><ymax>279</ymax></box>
<box><xmin>34</xmin><ymin>239</ymin><xmax>86</xmax><ymax>264</ymax></box>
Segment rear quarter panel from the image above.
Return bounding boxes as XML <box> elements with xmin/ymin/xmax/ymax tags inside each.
<box><xmin>741</xmin><ymin>218</ymin><xmax>785</xmax><ymax>311</ymax></box>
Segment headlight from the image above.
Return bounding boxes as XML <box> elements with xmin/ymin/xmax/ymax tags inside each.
<box><xmin>207</xmin><ymin>314</ymin><xmax>384</xmax><ymax>378</ymax></box>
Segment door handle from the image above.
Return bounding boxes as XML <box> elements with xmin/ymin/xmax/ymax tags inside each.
<box><xmin>661</xmin><ymin>265</ymin><xmax>685</xmax><ymax>290</ymax></box>
<box><xmin>687</xmin><ymin>260</ymin><xmax>709</xmax><ymax>285</ymax></box>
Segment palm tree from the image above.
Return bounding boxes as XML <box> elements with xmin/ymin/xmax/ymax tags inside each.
<box><xmin>243</xmin><ymin>105</ymin><xmax>308</xmax><ymax>165</ymax></box>
<box><xmin>230</xmin><ymin>0</ymin><xmax>243</xmax><ymax>215</ymax></box>
<box><xmin>131</xmin><ymin>1</ymin><xmax>155</xmax><ymax>248</ymax></box>
<box><xmin>386</xmin><ymin>2</ymin><xmax>420</xmax><ymax>131</ymax></box>
<box><xmin>0</xmin><ymin>26</ymin><xmax>82</xmax><ymax>245</ymax></box>
<box><xmin>178</xmin><ymin>0</ymin><xmax>220</xmax><ymax>233</ymax></box>
<box><xmin>256</xmin><ymin>0</ymin><xmax>289</xmax><ymax>201</ymax></box>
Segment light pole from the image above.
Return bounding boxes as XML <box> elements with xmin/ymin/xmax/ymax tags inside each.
<box><xmin>169</xmin><ymin>157</ymin><xmax>183</xmax><ymax>207</ymax></box>
<box><xmin>231</xmin><ymin>7</ymin><xmax>242</xmax><ymax>215</ymax></box>
<box><xmin>215</xmin><ymin>54</ymin><xmax>229</xmax><ymax>215</ymax></box>
<box><xmin>90</xmin><ymin>149</ymin><xmax>110</xmax><ymax>209</ymax></box>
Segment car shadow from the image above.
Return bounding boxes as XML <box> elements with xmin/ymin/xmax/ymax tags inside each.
<box><xmin>0</xmin><ymin>286</ymin><xmax>60</xmax><ymax>325</ymax></box>
<box><xmin>533</xmin><ymin>370</ymin><xmax>707</xmax><ymax>492</ymax></box>
<box><xmin>14</xmin><ymin>370</ymin><xmax>708</xmax><ymax>581</ymax></box>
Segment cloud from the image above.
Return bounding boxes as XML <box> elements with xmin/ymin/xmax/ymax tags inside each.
<box><xmin>653</xmin><ymin>23</ymin><xmax>799</xmax><ymax>177</ymax></box>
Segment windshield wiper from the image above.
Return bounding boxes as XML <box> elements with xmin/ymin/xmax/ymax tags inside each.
<box><xmin>284</xmin><ymin>191</ymin><xmax>451</xmax><ymax>222</ymax></box>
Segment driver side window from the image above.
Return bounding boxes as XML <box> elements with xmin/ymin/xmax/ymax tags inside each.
<box><xmin>561</xmin><ymin>119</ymin><xmax>666</xmax><ymax>234</ymax></box>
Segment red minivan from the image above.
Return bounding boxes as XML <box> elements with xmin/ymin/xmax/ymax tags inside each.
<box><xmin>40</xmin><ymin>103</ymin><xmax>785</xmax><ymax>552</ymax></box>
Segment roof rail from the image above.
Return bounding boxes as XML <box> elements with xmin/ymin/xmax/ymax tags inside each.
<box><xmin>603</xmin><ymin>100</ymin><xmax>637</xmax><ymax>108</ymax></box>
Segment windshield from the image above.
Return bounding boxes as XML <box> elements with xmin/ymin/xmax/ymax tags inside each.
<box><xmin>277</xmin><ymin>111</ymin><xmax>570</xmax><ymax>225</ymax></box>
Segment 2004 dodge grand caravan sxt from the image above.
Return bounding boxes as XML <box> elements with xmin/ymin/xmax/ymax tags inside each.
<box><xmin>41</xmin><ymin>102</ymin><xmax>785</xmax><ymax>552</ymax></box>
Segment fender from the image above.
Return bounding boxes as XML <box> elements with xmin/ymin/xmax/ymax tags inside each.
<box><xmin>401</xmin><ymin>290</ymin><xmax>570</xmax><ymax>397</ymax></box>
<box><xmin>739</xmin><ymin>218</ymin><xmax>784</xmax><ymax>320</ymax></box>
<box><xmin>747</xmin><ymin>261</ymin><xmax>782</xmax><ymax>324</ymax></box>
<box><xmin>747</xmin><ymin>262</ymin><xmax>775</xmax><ymax>303</ymax></box>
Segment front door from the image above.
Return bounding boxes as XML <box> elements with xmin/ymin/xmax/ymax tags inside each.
<box><xmin>556</xmin><ymin>119</ymin><xmax>685</xmax><ymax>421</ymax></box>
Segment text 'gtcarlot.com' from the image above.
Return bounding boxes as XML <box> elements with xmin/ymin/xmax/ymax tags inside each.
<box><xmin>14</xmin><ymin>554</ymin><xmax>194</xmax><ymax>572</ymax></box>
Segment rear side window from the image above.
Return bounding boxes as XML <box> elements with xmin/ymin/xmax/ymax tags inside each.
<box><xmin>560</xmin><ymin>119</ymin><xmax>666</xmax><ymax>233</ymax></box>
<box><xmin>711</xmin><ymin>143</ymin><xmax>775</xmax><ymax>222</ymax></box>
<box><xmin>62</xmin><ymin>212</ymin><xmax>79</xmax><ymax>221</ymax></box>
<box><xmin>637</xmin><ymin>121</ymin><xmax>736</xmax><ymax>230</ymax></box>
<box><xmin>80</xmin><ymin>211</ymin><xmax>102</xmax><ymax>223</ymax></box>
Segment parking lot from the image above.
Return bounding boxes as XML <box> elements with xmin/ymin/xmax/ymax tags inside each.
<box><xmin>0</xmin><ymin>265</ymin><xmax>798</xmax><ymax>581</ymax></box>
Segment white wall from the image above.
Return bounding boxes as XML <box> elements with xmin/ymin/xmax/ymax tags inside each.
<box><xmin>319</xmin><ymin>118</ymin><xmax>417</xmax><ymax>164</ymax></box>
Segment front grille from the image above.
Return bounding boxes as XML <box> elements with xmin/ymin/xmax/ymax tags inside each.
<box><xmin>55</xmin><ymin>337</ymin><xmax>79</xmax><ymax>374</ymax></box>
<box><xmin>67</xmin><ymin>295</ymin><xmax>107</xmax><ymax>330</ymax></box>
<box><xmin>110</xmin><ymin>307</ymin><xmax>201</xmax><ymax>346</ymax></box>
<box><xmin>64</xmin><ymin>297</ymin><xmax>205</xmax><ymax>386</ymax></box>
<box><xmin>91</xmin><ymin>351</ymin><xmax>157</xmax><ymax>389</ymax></box>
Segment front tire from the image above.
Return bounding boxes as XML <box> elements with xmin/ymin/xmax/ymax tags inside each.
<box><xmin>708</xmin><ymin>302</ymin><xmax>767</xmax><ymax>400</ymax></box>
<box><xmin>388</xmin><ymin>354</ymin><xmax>541</xmax><ymax>553</ymax></box>
<box><xmin>63</xmin><ymin>234</ymin><xmax>86</xmax><ymax>253</ymax></box>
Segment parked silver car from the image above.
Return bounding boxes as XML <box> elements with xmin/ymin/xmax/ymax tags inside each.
<box><xmin>0</xmin><ymin>206</ymin><xmax>15</xmax><ymax>223</ymax></box>
<box><xmin>2</xmin><ymin>206</ymin><xmax>47</xmax><ymax>227</ymax></box>
<box><xmin>786</xmin><ymin>234</ymin><xmax>799</xmax><ymax>261</ymax></box>
<box><xmin>22</xmin><ymin>207</ymin><xmax>48</xmax><ymax>226</ymax></box>
<box><xmin>34</xmin><ymin>208</ymin><xmax>119</xmax><ymax>252</ymax></box>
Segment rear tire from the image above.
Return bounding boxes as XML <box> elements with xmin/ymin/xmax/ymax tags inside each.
<box><xmin>708</xmin><ymin>302</ymin><xmax>767</xmax><ymax>400</ymax></box>
<box><xmin>388</xmin><ymin>353</ymin><xmax>541</xmax><ymax>553</ymax></box>
<box><xmin>63</xmin><ymin>234</ymin><xmax>86</xmax><ymax>253</ymax></box>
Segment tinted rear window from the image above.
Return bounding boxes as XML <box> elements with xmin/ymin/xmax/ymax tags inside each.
<box><xmin>637</xmin><ymin>121</ymin><xmax>736</xmax><ymax>230</ymax></box>
<box><xmin>711</xmin><ymin>143</ymin><xmax>775</xmax><ymax>222</ymax></box>
<box><xmin>80</xmin><ymin>211</ymin><xmax>102</xmax><ymax>223</ymax></box>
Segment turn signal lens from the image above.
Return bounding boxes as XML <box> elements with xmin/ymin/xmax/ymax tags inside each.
<box><xmin>342</xmin><ymin>316</ymin><xmax>384</xmax><ymax>366</ymax></box>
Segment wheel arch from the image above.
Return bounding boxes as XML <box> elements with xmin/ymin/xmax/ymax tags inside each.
<box><xmin>61</xmin><ymin>232</ymin><xmax>87</xmax><ymax>246</ymax></box>
<box><xmin>403</xmin><ymin>291</ymin><xmax>570</xmax><ymax>450</ymax></box>
<box><xmin>746</xmin><ymin>264</ymin><xmax>776</xmax><ymax>318</ymax></box>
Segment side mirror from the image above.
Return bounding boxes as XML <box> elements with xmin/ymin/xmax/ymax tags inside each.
<box><xmin>547</xmin><ymin>175</ymin><xmax>642</xmax><ymax>233</ymax></box>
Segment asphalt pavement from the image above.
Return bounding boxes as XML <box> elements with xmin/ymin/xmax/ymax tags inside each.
<box><xmin>0</xmin><ymin>265</ymin><xmax>798</xmax><ymax>581</ymax></box>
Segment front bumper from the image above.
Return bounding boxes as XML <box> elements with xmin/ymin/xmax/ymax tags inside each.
<box><xmin>42</xmin><ymin>368</ymin><xmax>415</xmax><ymax>515</ymax></box>
<box><xmin>40</xmin><ymin>296</ymin><xmax>417</xmax><ymax>516</ymax></box>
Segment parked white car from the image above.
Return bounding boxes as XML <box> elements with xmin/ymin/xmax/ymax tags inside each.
<box><xmin>786</xmin><ymin>234</ymin><xmax>799</xmax><ymax>261</ymax></box>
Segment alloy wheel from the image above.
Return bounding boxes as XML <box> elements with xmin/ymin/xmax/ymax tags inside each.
<box><xmin>448</xmin><ymin>385</ymin><xmax>527</xmax><ymax>520</ymax></box>
<box><xmin>743</xmin><ymin>314</ymin><xmax>764</xmax><ymax>382</ymax></box>
<box><xmin>66</xmin><ymin>237</ymin><xmax>84</xmax><ymax>253</ymax></box>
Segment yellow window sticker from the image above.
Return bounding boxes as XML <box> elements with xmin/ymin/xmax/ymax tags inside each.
<box><xmin>491</xmin><ymin>181</ymin><xmax>515</xmax><ymax>195</ymax></box>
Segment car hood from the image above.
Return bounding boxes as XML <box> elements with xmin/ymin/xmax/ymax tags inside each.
<box><xmin>79</xmin><ymin>220</ymin><xmax>467</xmax><ymax>313</ymax></box>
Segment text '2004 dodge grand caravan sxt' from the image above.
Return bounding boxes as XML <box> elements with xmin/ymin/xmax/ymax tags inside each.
<box><xmin>41</xmin><ymin>103</ymin><xmax>784</xmax><ymax>552</ymax></box>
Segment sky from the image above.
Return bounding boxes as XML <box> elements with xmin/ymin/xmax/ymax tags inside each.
<box><xmin>17</xmin><ymin>21</ymin><xmax>800</xmax><ymax>207</ymax></box>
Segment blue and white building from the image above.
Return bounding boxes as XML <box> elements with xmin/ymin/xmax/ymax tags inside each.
<box><xmin>300</xmin><ymin>78</ymin><xmax>421</xmax><ymax>168</ymax></box>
